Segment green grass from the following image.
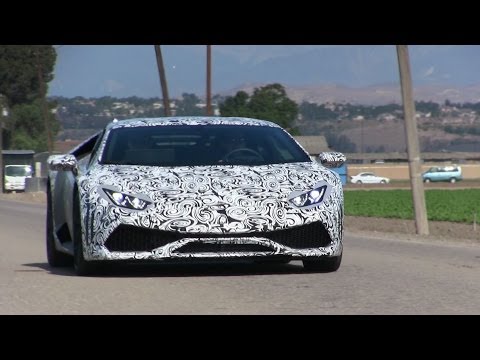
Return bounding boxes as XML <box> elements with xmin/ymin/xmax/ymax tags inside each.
<box><xmin>344</xmin><ymin>189</ymin><xmax>480</xmax><ymax>223</ymax></box>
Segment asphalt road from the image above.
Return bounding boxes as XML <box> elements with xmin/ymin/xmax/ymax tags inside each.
<box><xmin>0</xmin><ymin>199</ymin><xmax>479</xmax><ymax>314</ymax></box>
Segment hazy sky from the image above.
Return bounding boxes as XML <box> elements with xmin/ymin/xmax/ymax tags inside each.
<box><xmin>48</xmin><ymin>45</ymin><xmax>480</xmax><ymax>98</ymax></box>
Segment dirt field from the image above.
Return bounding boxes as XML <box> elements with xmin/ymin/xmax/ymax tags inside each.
<box><xmin>1</xmin><ymin>191</ymin><xmax>478</xmax><ymax>244</ymax></box>
<box><xmin>346</xmin><ymin>216</ymin><xmax>479</xmax><ymax>242</ymax></box>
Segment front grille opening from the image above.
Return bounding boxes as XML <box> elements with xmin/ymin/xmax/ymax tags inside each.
<box><xmin>105</xmin><ymin>226</ymin><xmax>176</xmax><ymax>252</ymax></box>
<box><xmin>105</xmin><ymin>221</ymin><xmax>332</xmax><ymax>253</ymax></box>
<box><xmin>174</xmin><ymin>242</ymin><xmax>273</xmax><ymax>254</ymax></box>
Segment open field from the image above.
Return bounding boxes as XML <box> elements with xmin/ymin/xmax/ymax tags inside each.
<box><xmin>344</xmin><ymin>189</ymin><xmax>480</xmax><ymax>224</ymax></box>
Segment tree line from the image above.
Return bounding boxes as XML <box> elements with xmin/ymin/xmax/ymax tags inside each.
<box><xmin>55</xmin><ymin>84</ymin><xmax>300</xmax><ymax>134</ymax></box>
<box><xmin>55</xmin><ymin>90</ymin><xmax>471</xmax><ymax>134</ymax></box>
<box><xmin>54</xmin><ymin>83</ymin><xmax>480</xmax><ymax>154</ymax></box>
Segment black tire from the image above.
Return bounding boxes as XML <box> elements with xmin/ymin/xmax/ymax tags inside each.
<box><xmin>450</xmin><ymin>178</ymin><xmax>456</xmax><ymax>183</ymax></box>
<box><xmin>424</xmin><ymin>178</ymin><xmax>431</xmax><ymax>183</ymax></box>
<box><xmin>46</xmin><ymin>187</ymin><xmax>72</xmax><ymax>267</ymax></box>
<box><xmin>356</xmin><ymin>180</ymin><xmax>362</xmax><ymax>184</ymax></box>
<box><xmin>380</xmin><ymin>180</ymin><xmax>386</xmax><ymax>184</ymax></box>
<box><xmin>303</xmin><ymin>254</ymin><xmax>342</xmax><ymax>272</ymax></box>
<box><xmin>73</xmin><ymin>191</ymin><xmax>98</xmax><ymax>276</ymax></box>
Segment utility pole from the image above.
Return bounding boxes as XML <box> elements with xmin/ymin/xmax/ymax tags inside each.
<box><xmin>36</xmin><ymin>48</ymin><xmax>54</xmax><ymax>154</ymax></box>
<box><xmin>396</xmin><ymin>45</ymin><xmax>429</xmax><ymax>235</ymax></box>
<box><xmin>154</xmin><ymin>45</ymin><xmax>171</xmax><ymax>116</ymax></box>
<box><xmin>206</xmin><ymin>45</ymin><xmax>213</xmax><ymax>116</ymax></box>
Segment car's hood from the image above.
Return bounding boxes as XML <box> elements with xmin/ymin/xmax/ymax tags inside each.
<box><xmin>81</xmin><ymin>162</ymin><xmax>343</xmax><ymax>234</ymax></box>
<box><xmin>89</xmin><ymin>162</ymin><xmax>339</xmax><ymax>199</ymax></box>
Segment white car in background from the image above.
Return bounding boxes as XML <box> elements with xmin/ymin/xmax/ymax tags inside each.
<box><xmin>4</xmin><ymin>164</ymin><xmax>33</xmax><ymax>192</ymax></box>
<box><xmin>350</xmin><ymin>172</ymin><xmax>390</xmax><ymax>184</ymax></box>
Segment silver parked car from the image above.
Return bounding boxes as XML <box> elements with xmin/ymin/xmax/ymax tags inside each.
<box><xmin>46</xmin><ymin>117</ymin><xmax>346</xmax><ymax>275</ymax></box>
<box><xmin>422</xmin><ymin>165</ymin><xmax>462</xmax><ymax>183</ymax></box>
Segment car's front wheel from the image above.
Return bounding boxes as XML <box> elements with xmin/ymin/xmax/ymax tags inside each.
<box><xmin>450</xmin><ymin>178</ymin><xmax>456</xmax><ymax>183</ymax></box>
<box><xmin>424</xmin><ymin>178</ymin><xmax>431</xmax><ymax>183</ymax></box>
<box><xmin>73</xmin><ymin>191</ymin><xmax>99</xmax><ymax>276</ymax></box>
<box><xmin>46</xmin><ymin>187</ymin><xmax>72</xmax><ymax>267</ymax></box>
<box><xmin>303</xmin><ymin>254</ymin><xmax>342</xmax><ymax>272</ymax></box>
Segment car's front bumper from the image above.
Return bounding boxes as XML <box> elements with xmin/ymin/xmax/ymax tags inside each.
<box><xmin>87</xmin><ymin>236</ymin><xmax>342</xmax><ymax>262</ymax></box>
<box><xmin>84</xmin><ymin>220</ymin><xmax>342</xmax><ymax>261</ymax></box>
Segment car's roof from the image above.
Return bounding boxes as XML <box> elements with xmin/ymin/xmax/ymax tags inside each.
<box><xmin>106</xmin><ymin>117</ymin><xmax>281</xmax><ymax>130</ymax></box>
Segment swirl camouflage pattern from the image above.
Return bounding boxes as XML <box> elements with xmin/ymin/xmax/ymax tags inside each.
<box><xmin>46</xmin><ymin>117</ymin><xmax>346</xmax><ymax>275</ymax></box>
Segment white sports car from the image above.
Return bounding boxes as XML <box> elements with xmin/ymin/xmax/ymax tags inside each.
<box><xmin>47</xmin><ymin>117</ymin><xmax>346</xmax><ymax>275</ymax></box>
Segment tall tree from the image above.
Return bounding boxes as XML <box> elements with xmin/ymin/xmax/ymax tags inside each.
<box><xmin>220</xmin><ymin>84</ymin><xmax>299</xmax><ymax>134</ymax></box>
<box><xmin>219</xmin><ymin>91</ymin><xmax>251</xmax><ymax>117</ymax></box>
<box><xmin>175</xmin><ymin>93</ymin><xmax>204</xmax><ymax>116</ymax></box>
<box><xmin>0</xmin><ymin>45</ymin><xmax>58</xmax><ymax>152</ymax></box>
<box><xmin>0</xmin><ymin>46</ymin><xmax>56</xmax><ymax>107</ymax></box>
<box><xmin>4</xmin><ymin>99</ymin><xmax>59</xmax><ymax>152</ymax></box>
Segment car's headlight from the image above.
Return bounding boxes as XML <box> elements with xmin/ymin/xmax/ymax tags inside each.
<box><xmin>103</xmin><ymin>188</ymin><xmax>152</xmax><ymax>210</ymax></box>
<box><xmin>289</xmin><ymin>184</ymin><xmax>328</xmax><ymax>208</ymax></box>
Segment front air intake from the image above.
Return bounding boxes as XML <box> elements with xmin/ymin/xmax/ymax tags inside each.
<box><xmin>105</xmin><ymin>221</ymin><xmax>332</xmax><ymax>252</ymax></box>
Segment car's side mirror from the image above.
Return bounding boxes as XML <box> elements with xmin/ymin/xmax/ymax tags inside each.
<box><xmin>48</xmin><ymin>154</ymin><xmax>79</xmax><ymax>175</ymax></box>
<box><xmin>318</xmin><ymin>152</ymin><xmax>346</xmax><ymax>168</ymax></box>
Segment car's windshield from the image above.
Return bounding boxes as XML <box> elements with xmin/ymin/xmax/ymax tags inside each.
<box><xmin>5</xmin><ymin>165</ymin><xmax>32</xmax><ymax>177</ymax></box>
<box><xmin>100</xmin><ymin>125</ymin><xmax>311</xmax><ymax>167</ymax></box>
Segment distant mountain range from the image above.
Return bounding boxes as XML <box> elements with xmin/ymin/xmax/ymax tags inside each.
<box><xmin>220</xmin><ymin>83</ymin><xmax>480</xmax><ymax>105</ymax></box>
<box><xmin>49</xmin><ymin>45</ymin><xmax>480</xmax><ymax>100</ymax></box>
